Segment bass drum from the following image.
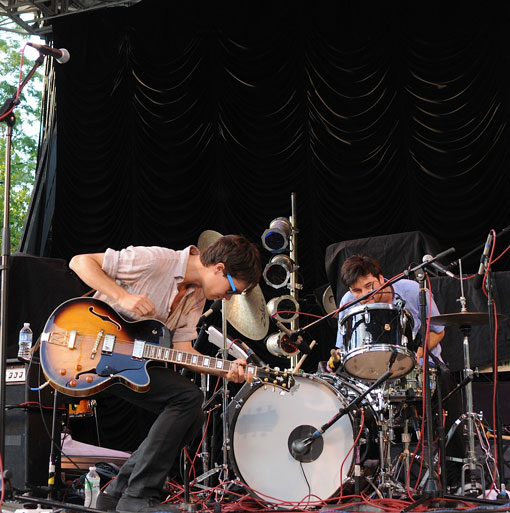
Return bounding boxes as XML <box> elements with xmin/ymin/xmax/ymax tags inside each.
<box><xmin>228</xmin><ymin>374</ymin><xmax>377</xmax><ymax>506</ymax></box>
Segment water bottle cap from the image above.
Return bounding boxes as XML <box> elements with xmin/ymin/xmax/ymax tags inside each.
<box><xmin>23</xmin><ymin>323</ymin><xmax>30</xmax><ymax>328</ymax></box>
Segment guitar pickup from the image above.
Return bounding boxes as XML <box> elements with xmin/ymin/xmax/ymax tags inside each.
<box><xmin>132</xmin><ymin>340</ymin><xmax>145</xmax><ymax>359</ymax></box>
<box><xmin>102</xmin><ymin>333</ymin><xmax>116</xmax><ymax>354</ymax></box>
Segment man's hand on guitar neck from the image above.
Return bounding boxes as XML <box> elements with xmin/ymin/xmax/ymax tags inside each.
<box><xmin>227</xmin><ymin>359</ymin><xmax>253</xmax><ymax>384</ymax></box>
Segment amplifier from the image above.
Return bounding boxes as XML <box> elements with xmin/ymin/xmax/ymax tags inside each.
<box><xmin>4</xmin><ymin>359</ymin><xmax>54</xmax><ymax>491</ymax></box>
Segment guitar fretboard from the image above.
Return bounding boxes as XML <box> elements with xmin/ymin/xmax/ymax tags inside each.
<box><xmin>143</xmin><ymin>344</ymin><xmax>257</xmax><ymax>377</ymax></box>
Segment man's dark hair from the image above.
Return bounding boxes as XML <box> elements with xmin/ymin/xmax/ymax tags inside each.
<box><xmin>341</xmin><ymin>255</ymin><xmax>383</xmax><ymax>288</ymax></box>
<box><xmin>200</xmin><ymin>235</ymin><xmax>262</xmax><ymax>291</ymax></box>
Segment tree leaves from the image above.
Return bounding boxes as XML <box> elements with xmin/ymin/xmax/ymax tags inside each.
<box><xmin>0</xmin><ymin>32</ymin><xmax>42</xmax><ymax>252</ymax></box>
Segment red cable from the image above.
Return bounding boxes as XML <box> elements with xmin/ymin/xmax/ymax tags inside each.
<box><xmin>339</xmin><ymin>408</ymin><xmax>365</xmax><ymax>499</ymax></box>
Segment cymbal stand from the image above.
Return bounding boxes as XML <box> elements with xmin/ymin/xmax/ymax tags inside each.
<box><xmin>190</xmin><ymin>304</ymin><xmax>232</xmax><ymax>497</ymax></box>
<box><xmin>444</xmin><ymin>260</ymin><xmax>484</xmax><ymax>494</ymax></box>
<box><xmin>193</xmin><ymin>301</ymin><xmax>232</xmax><ymax>495</ymax></box>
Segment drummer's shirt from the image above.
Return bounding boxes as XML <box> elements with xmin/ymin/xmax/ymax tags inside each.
<box><xmin>335</xmin><ymin>278</ymin><xmax>444</xmax><ymax>362</ymax></box>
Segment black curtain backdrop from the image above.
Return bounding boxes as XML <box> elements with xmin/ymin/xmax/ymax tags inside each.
<box><xmin>41</xmin><ymin>1</ymin><xmax>510</xmax><ymax>371</ymax></box>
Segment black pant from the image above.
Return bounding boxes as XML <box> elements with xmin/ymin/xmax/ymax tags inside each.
<box><xmin>105</xmin><ymin>366</ymin><xmax>204</xmax><ymax>499</ymax></box>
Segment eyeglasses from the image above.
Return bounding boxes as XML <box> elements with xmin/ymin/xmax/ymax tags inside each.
<box><xmin>226</xmin><ymin>273</ymin><xmax>244</xmax><ymax>295</ymax></box>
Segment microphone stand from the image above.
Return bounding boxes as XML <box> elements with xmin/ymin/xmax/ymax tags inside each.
<box><xmin>447</xmin><ymin>225</ymin><xmax>510</xmax><ymax>271</ymax></box>
<box><xmin>485</xmin><ymin>265</ymin><xmax>506</xmax><ymax>496</ymax></box>
<box><xmin>413</xmin><ymin>266</ymin><xmax>441</xmax><ymax>499</ymax></box>
<box><xmin>0</xmin><ymin>53</ymin><xmax>45</xmax><ymax>472</ymax></box>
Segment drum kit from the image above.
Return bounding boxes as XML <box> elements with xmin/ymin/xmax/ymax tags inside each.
<box><xmin>194</xmin><ymin>289</ymin><xmax>508</xmax><ymax>508</ymax></box>
<box><xmin>193</xmin><ymin>232</ymin><xmax>508</xmax><ymax>506</ymax></box>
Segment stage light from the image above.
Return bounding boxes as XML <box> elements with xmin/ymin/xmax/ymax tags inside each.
<box><xmin>263</xmin><ymin>254</ymin><xmax>297</xmax><ymax>289</ymax></box>
<box><xmin>261</xmin><ymin>217</ymin><xmax>292</xmax><ymax>253</ymax></box>
<box><xmin>265</xmin><ymin>332</ymin><xmax>299</xmax><ymax>358</ymax></box>
<box><xmin>266</xmin><ymin>295</ymin><xmax>299</xmax><ymax>323</ymax></box>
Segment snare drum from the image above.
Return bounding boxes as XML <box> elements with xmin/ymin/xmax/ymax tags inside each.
<box><xmin>228</xmin><ymin>373</ymin><xmax>377</xmax><ymax>505</ymax></box>
<box><xmin>386</xmin><ymin>365</ymin><xmax>437</xmax><ymax>403</ymax></box>
<box><xmin>339</xmin><ymin>303</ymin><xmax>415</xmax><ymax>380</ymax></box>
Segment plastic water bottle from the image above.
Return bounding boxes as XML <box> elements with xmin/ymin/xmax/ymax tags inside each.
<box><xmin>84</xmin><ymin>466</ymin><xmax>101</xmax><ymax>508</ymax></box>
<box><xmin>17</xmin><ymin>323</ymin><xmax>33</xmax><ymax>362</ymax></box>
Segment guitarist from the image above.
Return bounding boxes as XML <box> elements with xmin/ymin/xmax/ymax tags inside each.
<box><xmin>69</xmin><ymin>235</ymin><xmax>262</xmax><ymax>513</ymax></box>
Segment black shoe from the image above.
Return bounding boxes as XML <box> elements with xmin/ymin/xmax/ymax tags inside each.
<box><xmin>116</xmin><ymin>496</ymin><xmax>182</xmax><ymax>513</ymax></box>
<box><xmin>96</xmin><ymin>492</ymin><xmax>120</xmax><ymax>512</ymax></box>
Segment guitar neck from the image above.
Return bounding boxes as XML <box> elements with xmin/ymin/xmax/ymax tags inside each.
<box><xmin>144</xmin><ymin>344</ymin><xmax>257</xmax><ymax>378</ymax></box>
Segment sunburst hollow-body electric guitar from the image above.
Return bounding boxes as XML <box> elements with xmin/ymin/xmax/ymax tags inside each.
<box><xmin>39</xmin><ymin>297</ymin><xmax>294</xmax><ymax>397</ymax></box>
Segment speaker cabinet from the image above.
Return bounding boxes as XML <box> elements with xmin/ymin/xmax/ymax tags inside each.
<box><xmin>4</xmin><ymin>359</ymin><xmax>54</xmax><ymax>491</ymax></box>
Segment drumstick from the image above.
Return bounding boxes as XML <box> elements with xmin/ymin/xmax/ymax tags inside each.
<box><xmin>292</xmin><ymin>340</ymin><xmax>317</xmax><ymax>374</ymax></box>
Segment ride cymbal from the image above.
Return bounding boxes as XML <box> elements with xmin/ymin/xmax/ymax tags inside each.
<box><xmin>430</xmin><ymin>311</ymin><xmax>508</xmax><ymax>327</ymax></box>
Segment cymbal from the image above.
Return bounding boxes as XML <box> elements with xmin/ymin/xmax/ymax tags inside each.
<box><xmin>197</xmin><ymin>229</ymin><xmax>269</xmax><ymax>340</ymax></box>
<box><xmin>197</xmin><ymin>230</ymin><xmax>223</xmax><ymax>251</ymax></box>
<box><xmin>430</xmin><ymin>311</ymin><xmax>508</xmax><ymax>327</ymax></box>
<box><xmin>322</xmin><ymin>285</ymin><xmax>337</xmax><ymax>314</ymax></box>
<box><xmin>225</xmin><ymin>286</ymin><xmax>270</xmax><ymax>341</ymax></box>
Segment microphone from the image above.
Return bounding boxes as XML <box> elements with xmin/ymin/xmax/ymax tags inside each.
<box><xmin>274</xmin><ymin>319</ymin><xmax>312</xmax><ymax>354</ymax></box>
<box><xmin>27</xmin><ymin>42</ymin><xmax>70</xmax><ymax>64</ymax></box>
<box><xmin>290</xmin><ymin>437</ymin><xmax>313</xmax><ymax>456</ymax></box>
<box><xmin>198</xmin><ymin>299</ymin><xmax>222</xmax><ymax>324</ymax></box>
<box><xmin>422</xmin><ymin>254</ymin><xmax>456</xmax><ymax>279</ymax></box>
<box><xmin>473</xmin><ymin>232</ymin><xmax>493</xmax><ymax>289</ymax></box>
<box><xmin>207</xmin><ymin>326</ymin><xmax>266</xmax><ymax>366</ymax></box>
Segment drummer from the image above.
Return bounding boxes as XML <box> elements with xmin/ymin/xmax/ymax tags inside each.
<box><xmin>329</xmin><ymin>254</ymin><xmax>466</xmax><ymax>490</ymax></box>
<box><xmin>331</xmin><ymin>254</ymin><xmax>444</xmax><ymax>365</ymax></box>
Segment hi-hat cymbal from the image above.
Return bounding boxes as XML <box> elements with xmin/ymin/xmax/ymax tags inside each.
<box><xmin>225</xmin><ymin>286</ymin><xmax>269</xmax><ymax>341</ymax></box>
<box><xmin>430</xmin><ymin>311</ymin><xmax>508</xmax><ymax>327</ymax></box>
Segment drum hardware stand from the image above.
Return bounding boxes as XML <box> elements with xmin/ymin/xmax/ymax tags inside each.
<box><xmin>376</xmin><ymin>401</ymin><xmax>409</xmax><ymax>497</ymax></box>
<box><xmin>441</xmin><ymin>260</ymin><xmax>486</xmax><ymax>497</ymax></box>
<box><xmin>191</xmin><ymin>301</ymin><xmax>234</xmax><ymax>497</ymax></box>
<box><xmin>451</xmin><ymin>228</ymin><xmax>510</xmax><ymax>496</ymax></box>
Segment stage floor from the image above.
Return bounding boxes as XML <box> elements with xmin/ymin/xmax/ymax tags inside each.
<box><xmin>2</xmin><ymin>485</ymin><xmax>510</xmax><ymax>513</ymax></box>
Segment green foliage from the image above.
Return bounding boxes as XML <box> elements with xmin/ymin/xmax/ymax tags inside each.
<box><xmin>0</xmin><ymin>32</ymin><xmax>42</xmax><ymax>252</ymax></box>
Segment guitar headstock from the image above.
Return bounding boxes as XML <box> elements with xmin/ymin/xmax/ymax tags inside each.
<box><xmin>253</xmin><ymin>366</ymin><xmax>295</xmax><ymax>392</ymax></box>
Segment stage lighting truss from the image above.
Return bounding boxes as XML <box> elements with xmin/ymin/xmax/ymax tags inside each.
<box><xmin>261</xmin><ymin>217</ymin><xmax>293</xmax><ymax>253</ymax></box>
<box><xmin>266</xmin><ymin>295</ymin><xmax>299</xmax><ymax>323</ymax></box>
<box><xmin>263</xmin><ymin>254</ymin><xmax>298</xmax><ymax>289</ymax></box>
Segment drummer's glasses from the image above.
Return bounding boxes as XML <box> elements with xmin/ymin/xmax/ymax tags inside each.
<box><xmin>226</xmin><ymin>273</ymin><xmax>245</xmax><ymax>295</ymax></box>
